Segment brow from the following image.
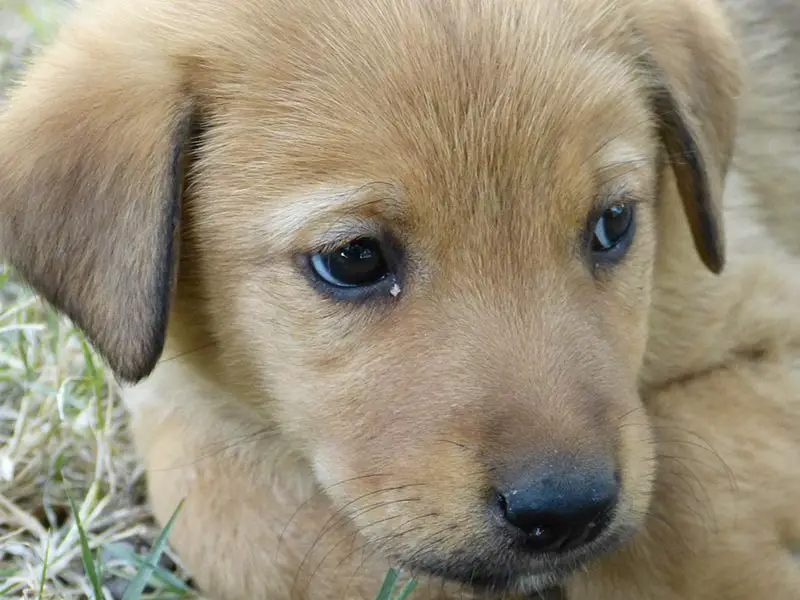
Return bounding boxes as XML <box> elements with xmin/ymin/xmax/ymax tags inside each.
<box><xmin>266</xmin><ymin>182</ymin><xmax>404</xmax><ymax>252</ymax></box>
<box><xmin>594</xmin><ymin>139</ymin><xmax>654</xmax><ymax>189</ymax></box>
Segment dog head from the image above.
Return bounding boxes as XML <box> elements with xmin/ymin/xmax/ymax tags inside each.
<box><xmin>0</xmin><ymin>0</ymin><xmax>740</xmax><ymax>592</ymax></box>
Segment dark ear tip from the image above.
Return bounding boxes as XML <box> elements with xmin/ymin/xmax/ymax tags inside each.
<box><xmin>701</xmin><ymin>246</ymin><xmax>725</xmax><ymax>275</ymax></box>
<box><xmin>111</xmin><ymin>357</ymin><xmax>159</xmax><ymax>385</ymax></box>
<box><xmin>87</xmin><ymin>329</ymin><xmax>165</xmax><ymax>385</ymax></box>
<box><xmin>706</xmin><ymin>256</ymin><xmax>724</xmax><ymax>275</ymax></box>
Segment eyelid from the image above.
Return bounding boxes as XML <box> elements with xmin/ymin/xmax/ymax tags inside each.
<box><xmin>302</xmin><ymin>228</ymin><xmax>405</xmax><ymax>274</ymax></box>
<box><xmin>293</xmin><ymin>219</ymin><xmax>385</xmax><ymax>256</ymax></box>
<box><xmin>589</xmin><ymin>190</ymin><xmax>646</xmax><ymax>220</ymax></box>
<box><xmin>312</xmin><ymin>236</ymin><xmax>369</xmax><ymax>256</ymax></box>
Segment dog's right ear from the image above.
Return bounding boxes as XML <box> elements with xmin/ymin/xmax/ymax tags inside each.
<box><xmin>0</xmin><ymin>8</ymin><xmax>194</xmax><ymax>383</ymax></box>
<box><xmin>633</xmin><ymin>0</ymin><xmax>742</xmax><ymax>275</ymax></box>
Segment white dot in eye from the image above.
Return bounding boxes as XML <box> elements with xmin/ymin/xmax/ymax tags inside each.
<box><xmin>389</xmin><ymin>282</ymin><xmax>402</xmax><ymax>297</ymax></box>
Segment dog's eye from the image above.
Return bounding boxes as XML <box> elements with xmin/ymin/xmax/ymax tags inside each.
<box><xmin>310</xmin><ymin>237</ymin><xmax>390</xmax><ymax>288</ymax></box>
<box><xmin>589</xmin><ymin>202</ymin><xmax>635</xmax><ymax>263</ymax></box>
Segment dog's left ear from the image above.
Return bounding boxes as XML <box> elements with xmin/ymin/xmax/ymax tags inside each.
<box><xmin>0</xmin><ymin>7</ymin><xmax>194</xmax><ymax>383</ymax></box>
<box><xmin>635</xmin><ymin>0</ymin><xmax>742</xmax><ymax>274</ymax></box>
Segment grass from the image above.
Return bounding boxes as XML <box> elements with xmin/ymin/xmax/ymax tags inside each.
<box><xmin>0</xmin><ymin>266</ymin><xmax>201</xmax><ymax>600</ymax></box>
<box><xmin>0</xmin><ymin>5</ymin><xmax>205</xmax><ymax>596</ymax></box>
<box><xmin>0</xmin><ymin>266</ymin><xmax>418</xmax><ymax>593</ymax></box>
<box><xmin>0</xmin><ymin>3</ymin><xmax>417</xmax><ymax>599</ymax></box>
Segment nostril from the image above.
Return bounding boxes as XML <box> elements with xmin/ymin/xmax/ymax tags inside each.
<box><xmin>492</xmin><ymin>471</ymin><xmax>619</xmax><ymax>554</ymax></box>
<box><xmin>494</xmin><ymin>488</ymin><xmax>506</xmax><ymax>510</ymax></box>
<box><xmin>495</xmin><ymin>488</ymin><xmax>572</xmax><ymax>551</ymax></box>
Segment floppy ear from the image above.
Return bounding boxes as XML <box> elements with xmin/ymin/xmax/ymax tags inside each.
<box><xmin>0</xmin><ymin>11</ymin><xmax>193</xmax><ymax>383</ymax></box>
<box><xmin>636</xmin><ymin>0</ymin><xmax>742</xmax><ymax>274</ymax></box>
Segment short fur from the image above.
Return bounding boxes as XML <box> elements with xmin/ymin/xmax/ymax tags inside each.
<box><xmin>0</xmin><ymin>0</ymin><xmax>798</xmax><ymax>598</ymax></box>
<box><xmin>567</xmin><ymin>180</ymin><xmax>800</xmax><ymax>600</ymax></box>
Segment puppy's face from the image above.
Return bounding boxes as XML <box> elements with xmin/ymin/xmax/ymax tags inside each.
<box><xmin>0</xmin><ymin>0</ymin><xmax>740</xmax><ymax>593</ymax></box>
<box><xmin>199</xmin><ymin>31</ymin><xmax>658</xmax><ymax>588</ymax></box>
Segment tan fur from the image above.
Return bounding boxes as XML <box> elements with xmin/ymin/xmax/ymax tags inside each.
<box><xmin>569</xmin><ymin>331</ymin><xmax>800</xmax><ymax>600</ymax></box>
<box><xmin>0</xmin><ymin>0</ymin><xmax>797</xmax><ymax>598</ymax></box>
<box><xmin>565</xmin><ymin>175</ymin><xmax>800</xmax><ymax>599</ymax></box>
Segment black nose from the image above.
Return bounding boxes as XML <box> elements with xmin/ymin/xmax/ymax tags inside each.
<box><xmin>494</xmin><ymin>467</ymin><xmax>619</xmax><ymax>553</ymax></box>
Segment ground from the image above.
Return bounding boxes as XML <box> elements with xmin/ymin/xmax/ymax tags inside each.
<box><xmin>0</xmin><ymin>2</ymin><xmax>200</xmax><ymax>598</ymax></box>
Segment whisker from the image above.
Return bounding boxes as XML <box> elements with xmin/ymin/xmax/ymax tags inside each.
<box><xmin>403</xmin><ymin>522</ymin><xmax>460</xmax><ymax>565</ymax></box>
<box><xmin>655</xmin><ymin>456</ymin><xmax>723</xmax><ymax>532</ymax></box>
<box><xmin>630</xmin><ymin>506</ymin><xmax>696</xmax><ymax>555</ymax></box>
<box><xmin>291</xmin><ymin>485</ymin><xmax>424</xmax><ymax>596</ymax></box>
<box><xmin>618</xmin><ymin>413</ymin><xmax>738</xmax><ymax>500</ymax></box>
<box><xmin>146</xmin><ymin>426</ymin><xmax>275</xmax><ymax>472</ymax></box>
<box><xmin>154</xmin><ymin>341</ymin><xmax>218</xmax><ymax>368</ymax></box>
<box><xmin>435</xmin><ymin>438</ymin><xmax>474</xmax><ymax>453</ymax></box>
<box><xmin>338</xmin><ymin>513</ymin><xmax>441</xmax><ymax>600</ymax></box>
<box><xmin>276</xmin><ymin>474</ymin><xmax>393</xmax><ymax>559</ymax></box>
<box><xmin>301</xmin><ymin>509</ymin><xmax>417</xmax><ymax>599</ymax></box>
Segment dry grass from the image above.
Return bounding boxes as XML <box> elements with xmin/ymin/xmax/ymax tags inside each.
<box><xmin>0</xmin><ymin>2</ymin><xmax>200</xmax><ymax>598</ymax></box>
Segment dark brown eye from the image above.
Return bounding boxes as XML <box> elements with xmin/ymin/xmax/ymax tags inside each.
<box><xmin>590</xmin><ymin>202</ymin><xmax>635</xmax><ymax>263</ymax></box>
<box><xmin>310</xmin><ymin>237</ymin><xmax>389</xmax><ymax>288</ymax></box>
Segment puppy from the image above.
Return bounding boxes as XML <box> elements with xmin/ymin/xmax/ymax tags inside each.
<box><xmin>0</xmin><ymin>0</ymin><xmax>796</xmax><ymax>598</ymax></box>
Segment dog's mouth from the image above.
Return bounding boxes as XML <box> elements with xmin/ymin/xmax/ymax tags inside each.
<box><xmin>394</xmin><ymin>524</ymin><xmax>633</xmax><ymax>595</ymax></box>
<box><xmin>399</xmin><ymin>555</ymin><xmax>570</xmax><ymax>596</ymax></box>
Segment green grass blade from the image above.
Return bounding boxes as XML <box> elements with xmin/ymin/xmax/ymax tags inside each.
<box><xmin>104</xmin><ymin>542</ymin><xmax>190</xmax><ymax>593</ymax></box>
<box><xmin>37</xmin><ymin>535</ymin><xmax>50</xmax><ymax>600</ymax></box>
<box><xmin>78</xmin><ymin>335</ymin><xmax>99</xmax><ymax>382</ymax></box>
<box><xmin>122</xmin><ymin>499</ymin><xmax>185</xmax><ymax>600</ymax></box>
<box><xmin>67</xmin><ymin>495</ymin><xmax>104</xmax><ymax>600</ymax></box>
<box><xmin>373</xmin><ymin>568</ymin><xmax>401</xmax><ymax>600</ymax></box>
<box><xmin>0</xmin><ymin>582</ymin><xmax>19</xmax><ymax>597</ymax></box>
<box><xmin>393</xmin><ymin>577</ymin><xmax>418</xmax><ymax>600</ymax></box>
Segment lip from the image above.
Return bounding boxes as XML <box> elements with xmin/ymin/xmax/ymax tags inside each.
<box><xmin>509</xmin><ymin>526</ymin><xmax>636</xmax><ymax>594</ymax></box>
<box><xmin>398</xmin><ymin>525</ymin><xmax>635</xmax><ymax>594</ymax></box>
<box><xmin>475</xmin><ymin>570</ymin><xmax>566</xmax><ymax>593</ymax></box>
<box><xmin>399</xmin><ymin>553</ymin><xmax>574</xmax><ymax>595</ymax></box>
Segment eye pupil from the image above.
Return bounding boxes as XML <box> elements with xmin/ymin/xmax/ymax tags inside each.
<box><xmin>311</xmin><ymin>237</ymin><xmax>390</xmax><ymax>288</ymax></box>
<box><xmin>339</xmin><ymin>242</ymin><xmax>374</xmax><ymax>263</ymax></box>
<box><xmin>591</xmin><ymin>203</ymin><xmax>634</xmax><ymax>254</ymax></box>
